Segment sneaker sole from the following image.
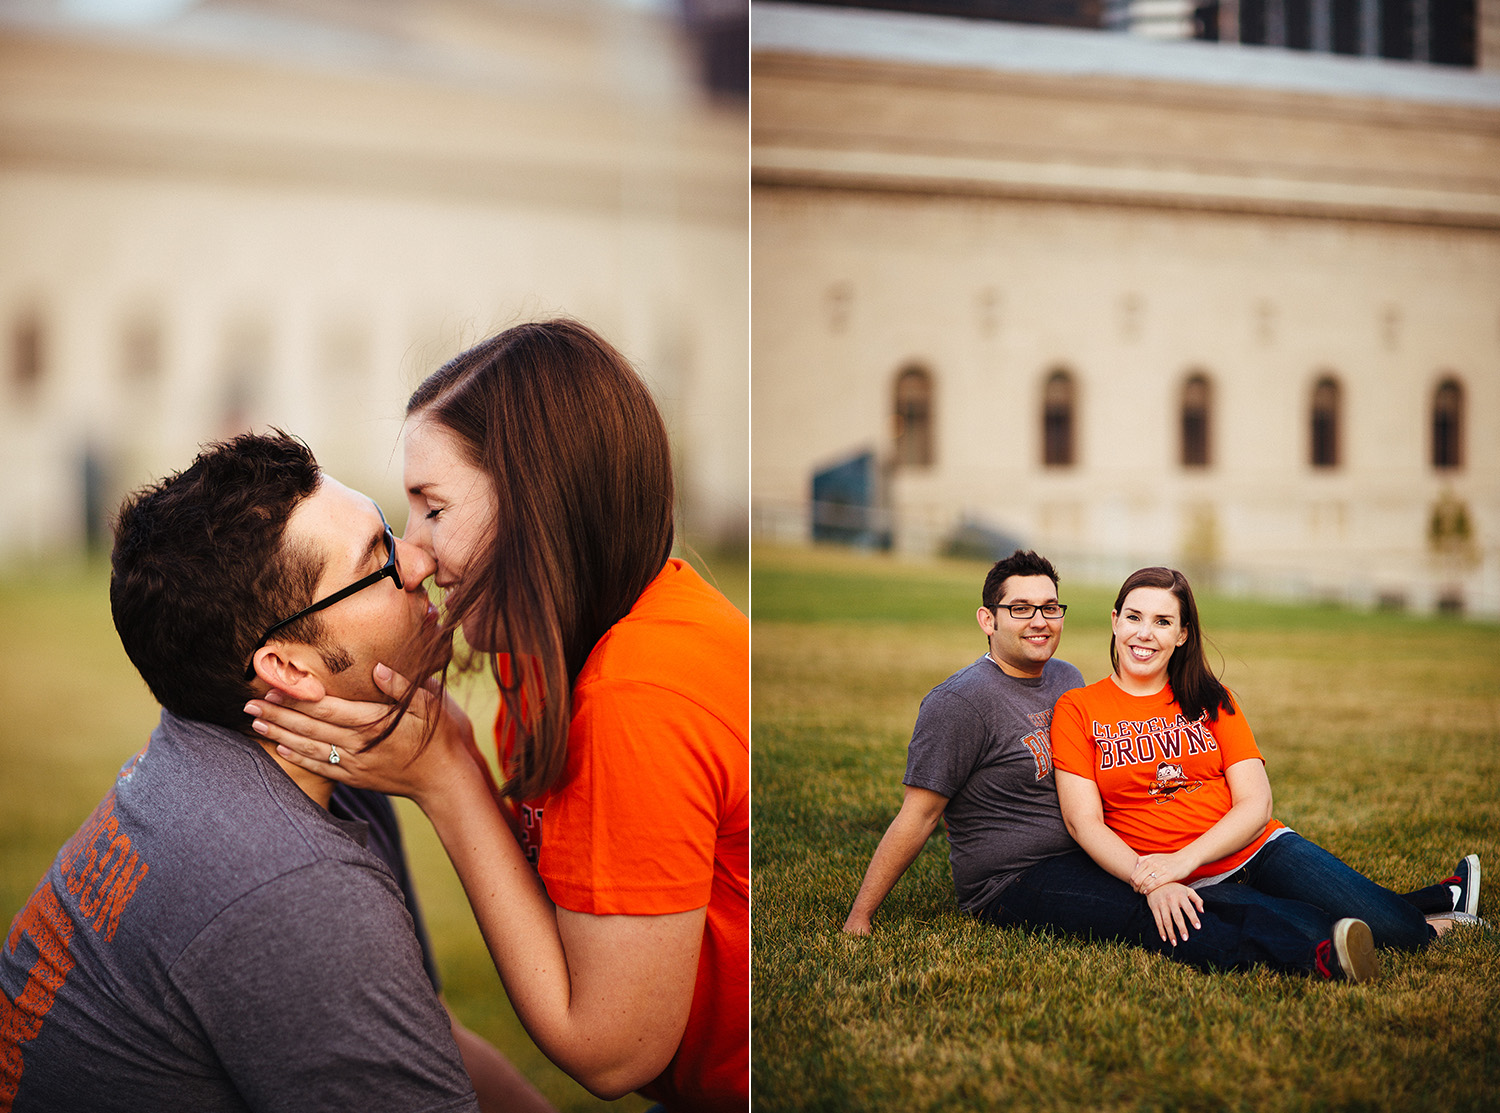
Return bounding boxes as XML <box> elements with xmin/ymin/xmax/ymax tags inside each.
<box><xmin>1460</xmin><ymin>854</ymin><xmax>1481</xmax><ymax>917</ymax></box>
<box><xmin>1333</xmin><ymin>919</ymin><xmax>1379</xmax><ymax>984</ymax></box>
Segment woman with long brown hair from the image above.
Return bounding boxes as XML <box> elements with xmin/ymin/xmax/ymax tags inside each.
<box><xmin>249</xmin><ymin>320</ymin><xmax>748</xmax><ymax>1112</ymax></box>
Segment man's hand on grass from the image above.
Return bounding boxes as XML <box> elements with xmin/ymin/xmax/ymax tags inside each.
<box><xmin>842</xmin><ymin>911</ymin><xmax>873</xmax><ymax>936</ymax></box>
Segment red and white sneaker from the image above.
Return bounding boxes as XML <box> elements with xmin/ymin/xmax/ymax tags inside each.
<box><xmin>1314</xmin><ymin>919</ymin><xmax>1379</xmax><ymax>983</ymax></box>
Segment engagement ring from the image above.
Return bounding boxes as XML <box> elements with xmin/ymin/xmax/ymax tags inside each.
<box><xmin>329</xmin><ymin>745</ymin><xmax>340</xmax><ymax>765</ymax></box>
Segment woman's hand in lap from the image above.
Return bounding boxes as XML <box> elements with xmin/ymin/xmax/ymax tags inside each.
<box><xmin>1146</xmin><ymin>883</ymin><xmax>1204</xmax><ymax>945</ymax></box>
<box><xmin>245</xmin><ymin>663</ymin><xmax>482</xmax><ymax>805</ymax></box>
<box><xmin>1132</xmin><ymin>851</ymin><xmax>1195</xmax><ymax>894</ymax></box>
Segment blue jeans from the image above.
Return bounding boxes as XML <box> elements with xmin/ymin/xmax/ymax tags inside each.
<box><xmin>1218</xmin><ymin>831</ymin><xmax>1432</xmax><ymax>951</ymax></box>
<box><xmin>982</xmin><ymin>849</ymin><xmax>1338</xmax><ymax>976</ymax></box>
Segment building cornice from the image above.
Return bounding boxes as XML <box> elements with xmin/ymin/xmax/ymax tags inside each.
<box><xmin>752</xmin><ymin>50</ymin><xmax>1500</xmax><ymax>229</ymax></box>
<box><xmin>0</xmin><ymin>29</ymin><xmax>747</xmax><ymax>225</ymax></box>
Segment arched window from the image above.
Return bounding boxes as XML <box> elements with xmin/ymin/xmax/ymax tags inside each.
<box><xmin>219</xmin><ymin>318</ymin><xmax>271</xmax><ymax>434</ymax></box>
<box><xmin>11</xmin><ymin>312</ymin><xmax>43</xmax><ymax>398</ymax></box>
<box><xmin>121</xmin><ymin>314</ymin><xmax>163</xmax><ymax>383</ymax></box>
<box><xmin>1180</xmin><ymin>373</ymin><xmax>1212</xmax><ymax>468</ymax></box>
<box><xmin>1042</xmin><ymin>369</ymin><xmax>1076</xmax><ymax>468</ymax></box>
<box><xmin>1310</xmin><ymin>376</ymin><xmax>1341</xmax><ymax>469</ymax></box>
<box><xmin>893</xmin><ymin>365</ymin><xmax>934</xmax><ymax>467</ymax></box>
<box><xmin>1432</xmin><ymin>378</ymin><xmax>1464</xmax><ymax>470</ymax></box>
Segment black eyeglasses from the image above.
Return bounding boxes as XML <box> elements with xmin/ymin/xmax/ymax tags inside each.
<box><xmin>243</xmin><ymin>505</ymin><xmax>403</xmax><ymax>680</ymax></box>
<box><xmin>992</xmin><ymin>603</ymin><xmax>1067</xmax><ymax>620</ymax></box>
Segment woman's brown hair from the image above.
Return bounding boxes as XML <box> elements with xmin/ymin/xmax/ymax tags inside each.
<box><xmin>407</xmin><ymin>319</ymin><xmax>675</xmax><ymax>800</ymax></box>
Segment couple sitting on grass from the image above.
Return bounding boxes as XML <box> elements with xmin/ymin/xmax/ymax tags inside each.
<box><xmin>843</xmin><ymin>551</ymin><xmax>1482</xmax><ymax>983</ymax></box>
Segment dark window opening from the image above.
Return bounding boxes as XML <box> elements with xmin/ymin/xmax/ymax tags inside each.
<box><xmin>1286</xmin><ymin>0</ymin><xmax>1312</xmax><ymax>47</ymax></box>
<box><xmin>1042</xmin><ymin>370</ymin><xmax>1076</xmax><ymax>468</ymax></box>
<box><xmin>1240</xmin><ymin>0</ymin><xmax>1267</xmax><ymax>42</ymax></box>
<box><xmin>1430</xmin><ymin>0</ymin><xmax>1476</xmax><ymax>64</ymax></box>
<box><xmin>1432</xmin><ymin>378</ymin><xmax>1464</xmax><ymax>470</ymax></box>
<box><xmin>1381</xmin><ymin>0</ymin><xmax>1412</xmax><ymax>57</ymax></box>
<box><xmin>1311</xmin><ymin>377</ymin><xmax>1341</xmax><ymax>469</ymax></box>
<box><xmin>1331</xmin><ymin>0</ymin><xmax>1361</xmax><ymax>50</ymax></box>
<box><xmin>12</xmin><ymin>315</ymin><xmax>43</xmax><ymax>397</ymax></box>
<box><xmin>1193</xmin><ymin>0</ymin><xmax>1221</xmax><ymax>39</ymax></box>
<box><xmin>1181</xmin><ymin>374</ymin><xmax>1212</xmax><ymax>468</ymax></box>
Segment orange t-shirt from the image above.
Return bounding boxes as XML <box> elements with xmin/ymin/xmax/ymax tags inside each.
<box><xmin>1051</xmin><ymin>677</ymin><xmax>1283</xmax><ymax>881</ymax></box>
<box><xmin>498</xmin><ymin>559</ymin><xmax>748</xmax><ymax>1112</ymax></box>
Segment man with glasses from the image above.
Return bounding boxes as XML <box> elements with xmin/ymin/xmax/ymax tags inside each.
<box><xmin>840</xmin><ymin>550</ymin><xmax>1405</xmax><ymax>981</ymax></box>
<box><xmin>1</xmin><ymin>432</ymin><xmax>552</xmax><ymax>1111</ymax></box>
<box><xmin>843</xmin><ymin>549</ymin><xmax>1086</xmax><ymax>940</ymax></box>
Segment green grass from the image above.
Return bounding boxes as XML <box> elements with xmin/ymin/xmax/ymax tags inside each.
<box><xmin>0</xmin><ymin>548</ymin><xmax>745</xmax><ymax>1111</ymax></box>
<box><xmin>752</xmin><ymin>544</ymin><xmax>1500</xmax><ymax>1113</ymax></box>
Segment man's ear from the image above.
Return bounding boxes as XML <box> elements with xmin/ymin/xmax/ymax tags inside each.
<box><xmin>251</xmin><ymin>643</ymin><xmax>329</xmax><ymax>702</ymax></box>
<box><xmin>976</xmin><ymin>605</ymin><xmax>996</xmax><ymax>637</ymax></box>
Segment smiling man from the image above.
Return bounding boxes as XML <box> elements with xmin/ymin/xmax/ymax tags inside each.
<box><xmin>0</xmin><ymin>432</ymin><xmax>551</xmax><ymax>1112</ymax></box>
<box><xmin>840</xmin><ymin>550</ymin><xmax>1412</xmax><ymax>983</ymax></box>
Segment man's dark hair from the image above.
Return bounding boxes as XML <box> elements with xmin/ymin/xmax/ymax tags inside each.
<box><xmin>981</xmin><ymin>550</ymin><xmax>1060</xmax><ymax>609</ymax></box>
<box><xmin>110</xmin><ymin>431</ymin><xmax>347</xmax><ymax>730</ymax></box>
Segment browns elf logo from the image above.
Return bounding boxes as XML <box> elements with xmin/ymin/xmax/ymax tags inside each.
<box><xmin>1</xmin><ymin>754</ymin><xmax>151</xmax><ymax>1112</ymax></box>
<box><xmin>1147</xmin><ymin>760</ymin><xmax>1204</xmax><ymax>804</ymax></box>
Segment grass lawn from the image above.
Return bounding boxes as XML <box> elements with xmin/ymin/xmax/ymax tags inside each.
<box><xmin>752</xmin><ymin>544</ymin><xmax>1500</xmax><ymax>1113</ymax></box>
<box><xmin>0</xmin><ymin>543</ymin><xmax>745</xmax><ymax>1112</ymax></box>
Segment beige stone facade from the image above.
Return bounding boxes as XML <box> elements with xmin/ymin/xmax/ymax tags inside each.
<box><xmin>0</xmin><ymin>0</ymin><xmax>748</xmax><ymax>559</ymax></box>
<box><xmin>752</xmin><ymin>2</ymin><xmax>1500</xmax><ymax>615</ymax></box>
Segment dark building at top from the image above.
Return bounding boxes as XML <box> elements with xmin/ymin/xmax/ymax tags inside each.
<box><xmin>783</xmin><ymin>0</ymin><xmax>1482</xmax><ymax>66</ymax></box>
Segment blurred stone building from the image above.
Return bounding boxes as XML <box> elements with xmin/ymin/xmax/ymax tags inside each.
<box><xmin>752</xmin><ymin>0</ymin><xmax>1500</xmax><ymax>614</ymax></box>
<box><xmin>1</xmin><ymin>0</ymin><xmax>748</xmax><ymax>559</ymax></box>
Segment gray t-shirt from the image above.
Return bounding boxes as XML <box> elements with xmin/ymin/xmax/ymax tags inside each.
<box><xmin>904</xmin><ymin>655</ymin><xmax>1086</xmax><ymax>913</ymax></box>
<box><xmin>1</xmin><ymin>710</ymin><xmax>479</xmax><ymax>1113</ymax></box>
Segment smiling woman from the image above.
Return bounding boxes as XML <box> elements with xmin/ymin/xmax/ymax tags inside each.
<box><xmin>1051</xmin><ymin>565</ymin><xmax>1476</xmax><ymax>973</ymax></box>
